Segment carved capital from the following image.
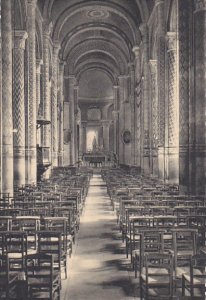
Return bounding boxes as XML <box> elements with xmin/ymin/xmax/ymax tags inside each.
<box><xmin>14</xmin><ymin>31</ymin><xmax>28</xmax><ymax>50</ymax></box>
<box><xmin>132</xmin><ymin>46</ymin><xmax>140</xmax><ymax>58</ymax></box>
<box><xmin>194</xmin><ymin>0</ymin><xmax>206</xmax><ymax>11</ymax></box>
<box><xmin>43</xmin><ymin>20</ymin><xmax>53</xmax><ymax>37</ymax></box>
<box><xmin>149</xmin><ymin>60</ymin><xmax>157</xmax><ymax>74</ymax></box>
<box><xmin>139</xmin><ymin>23</ymin><xmax>148</xmax><ymax>44</ymax></box>
<box><xmin>27</xmin><ymin>0</ymin><xmax>37</xmax><ymax>6</ymax></box>
<box><xmin>166</xmin><ymin>32</ymin><xmax>177</xmax><ymax>51</ymax></box>
<box><xmin>155</xmin><ymin>0</ymin><xmax>164</xmax><ymax>6</ymax></box>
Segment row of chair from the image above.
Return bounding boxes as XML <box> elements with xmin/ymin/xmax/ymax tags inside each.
<box><xmin>102</xmin><ymin>167</ymin><xmax>206</xmax><ymax>300</ymax></box>
<box><xmin>0</xmin><ymin>166</ymin><xmax>92</xmax><ymax>299</ymax></box>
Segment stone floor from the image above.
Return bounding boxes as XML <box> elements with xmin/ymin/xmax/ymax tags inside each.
<box><xmin>61</xmin><ymin>174</ymin><xmax>139</xmax><ymax>300</ymax></box>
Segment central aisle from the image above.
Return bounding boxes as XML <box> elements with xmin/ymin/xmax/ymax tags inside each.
<box><xmin>61</xmin><ymin>174</ymin><xmax>138</xmax><ymax>300</ymax></box>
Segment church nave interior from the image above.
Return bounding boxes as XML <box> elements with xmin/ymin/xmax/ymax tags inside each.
<box><xmin>0</xmin><ymin>0</ymin><xmax>205</xmax><ymax>299</ymax></box>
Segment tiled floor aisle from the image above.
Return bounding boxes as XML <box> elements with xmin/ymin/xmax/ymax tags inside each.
<box><xmin>61</xmin><ymin>174</ymin><xmax>138</xmax><ymax>300</ymax></box>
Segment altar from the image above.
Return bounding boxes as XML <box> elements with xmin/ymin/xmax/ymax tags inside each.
<box><xmin>83</xmin><ymin>152</ymin><xmax>106</xmax><ymax>167</ymax></box>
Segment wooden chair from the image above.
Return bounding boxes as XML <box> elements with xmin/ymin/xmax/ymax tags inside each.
<box><xmin>3</xmin><ymin>231</ymin><xmax>28</xmax><ymax>271</ymax></box>
<box><xmin>12</xmin><ymin>216</ymin><xmax>40</xmax><ymax>252</ymax></box>
<box><xmin>133</xmin><ymin>229</ymin><xmax>164</xmax><ymax>278</ymax></box>
<box><xmin>38</xmin><ymin>231</ymin><xmax>67</xmax><ymax>279</ymax></box>
<box><xmin>25</xmin><ymin>253</ymin><xmax>60</xmax><ymax>300</ymax></box>
<box><xmin>42</xmin><ymin>217</ymin><xmax>70</xmax><ymax>257</ymax></box>
<box><xmin>0</xmin><ymin>254</ymin><xmax>19</xmax><ymax>299</ymax></box>
<box><xmin>182</xmin><ymin>254</ymin><xmax>206</xmax><ymax>298</ymax></box>
<box><xmin>169</xmin><ymin>229</ymin><xmax>197</xmax><ymax>283</ymax></box>
<box><xmin>140</xmin><ymin>252</ymin><xmax>174</xmax><ymax>300</ymax></box>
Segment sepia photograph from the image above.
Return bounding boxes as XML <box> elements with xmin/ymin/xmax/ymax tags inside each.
<box><xmin>0</xmin><ymin>0</ymin><xmax>205</xmax><ymax>299</ymax></box>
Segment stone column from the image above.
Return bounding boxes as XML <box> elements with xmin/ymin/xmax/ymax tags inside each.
<box><xmin>0</xmin><ymin>0</ymin><xmax>2</xmax><ymax>193</ymax></box>
<box><xmin>51</xmin><ymin>42</ymin><xmax>60</xmax><ymax>167</ymax></box>
<box><xmin>112</xmin><ymin>110</ymin><xmax>118</xmax><ymax>155</ymax></box>
<box><xmin>68</xmin><ymin>76</ymin><xmax>76</xmax><ymax>165</ymax></box>
<box><xmin>178</xmin><ymin>0</ymin><xmax>191</xmax><ymax>192</ymax></box>
<box><xmin>58</xmin><ymin>61</ymin><xmax>65</xmax><ymax>166</ymax></box>
<box><xmin>132</xmin><ymin>46</ymin><xmax>142</xmax><ymax>169</ymax></box>
<box><xmin>155</xmin><ymin>0</ymin><xmax>166</xmax><ymax>180</ymax></box>
<box><xmin>102</xmin><ymin>120</ymin><xmax>110</xmax><ymax>152</ymax></box>
<box><xmin>81</xmin><ymin>121</ymin><xmax>87</xmax><ymax>154</ymax></box>
<box><xmin>13</xmin><ymin>31</ymin><xmax>28</xmax><ymax>187</ymax></box>
<box><xmin>42</xmin><ymin>20</ymin><xmax>52</xmax><ymax>176</ymax></box>
<box><xmin>118</xmin><ymin>76</ymin><xmax>126</xmax><ymax>164</ymax></box>
<box><xmin>166</xmin><ymin>32</ymin><xmax>179</xmax><ymax>184</ymax></box>
<box><xmin>26</xmin><ymin>0</ymin><xmax>37</xmax><ymax>184</ymax></box>
<box><xmin>149</xmin><ymin>60</ymin><xmax>158</xmax><ymax>177</ymax></box>
<box><xmin>113</xmin><ymin>86</ymin><xmax>119</xmax><ymax>155</ymax></box>
<box><xmin>36</xmin><ymin>58</ymin><xmax>43</xmax><ymax>146</ymax></box>
<box><xmin>129</xmin><ymin>63</ymin><xmax>136</xmax><ymax>165</ymax></box>
<box><xmin>193</xmin><ymin>0</ymin><xmax>206</xmax><ymax>195</ymax></box>
<box><xmin>140</xmin><ymin>24</ymin><xmax>150</xmax><ymax>174</ymax></box>
<box><xmin>74</xmin><ymin>85</ymin><xmax>79</xmax><ymax>163</ymax></box>
<box><xmin>1</xmin><ymin>0</ymin><xmax>13</xmax><ymax>195</ymax></box>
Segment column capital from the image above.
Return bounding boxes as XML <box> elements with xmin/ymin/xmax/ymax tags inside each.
<box><xmin>132</xmin><ymin>46</ymin><xmax>140</xmax><ymax>57</ymax></box>
<box><xmin>149</xmin><ymin>60</ymin><xmax>157</xmax><ymax>74</ymax></box>
<box><xmin>194</xmin><ymin>0</ymin><xmax>206</xmax><ymax>11</ymax></box>
<box><xmin>27</xmin><ymin>0</ymin><xmax>37</xmax><ymax>6</ymax></box>
<box><xmin>155</xmin><ymin>0</ymin><xmax>164</xmax><ymax>6</ymax></box>
<box><xmin>43</xmin><ymin>20</ymin><xmax>53</xmax><ymax>37</ymax></box>
<box><xmin>14</xmin><ymin>31</ymin><xmax>28</xmax><ymax>50</ymax></box>
<box><xmin>166</xmin><ymin>32</ymin><xmax>177</xmax><ymax>51</ymax></box>
<box><xmin>118</xmin><ymin>75</ymin><xmax>128</xmax><ymax>81</ymax></box>
<box><xmin>139</xmin><ymin>23</ymin><xmax>148</xmax><ymax>37</ymax></box>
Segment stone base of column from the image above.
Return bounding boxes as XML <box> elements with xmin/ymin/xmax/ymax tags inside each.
<box><xmin>43</xmin><ymin>167</ymin><xmax>51</xmax><ymax>180</ymax></box>
<box><xmin>179</xmin><ymin>146</ymin><xmax>189</xmax><ymax>193</ymax></box>
<box><xmin>165</xmin><ymin>147</ymin><xmax>179</xmax><ymax>184</ymax></box>
<box><xmin>143</xmin><ymin>148</ymin><xmax>150</xmax><ymax>174</ymax></box>
<box><xmin>13</xmin><ymin>148</ymin><xmax>25</xmax><ymax>186</ymax></box>
<box><xmin>192</xmin><ymin>145</ymin><xmax>206</xmax><ymax>195</ymax></box>
<box><xmin>58</xmin><ymin>152</ymin><xmax>64</xmax><ymax>167</ymax></box>
<box><xmin>63</xmin><ymin>144</ymin><xmax>70</xmax><ymax>166</ymax></box>
<box><xmin>2</xmin><ymin>145</ymin><xmax>13</xmax><ymax>196</ymax></box>
<box><xmin>158</xmin><ymin>147</ymin><xmax>165</xmax><ymax>180</ymax></box>
<box><xmin>25</xmin><ymin>148</ymin><xmax>37</xmax><ymax>185</ymax></box>
<box><xmin>152</xmin><ymin>148</ymin><xmax>158</xmax><ymax>177</ymax></box>
<box><xmin>52</xmin><ymin>152</ymin><xmax>58</xmax><ymax>167</ymax></box>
